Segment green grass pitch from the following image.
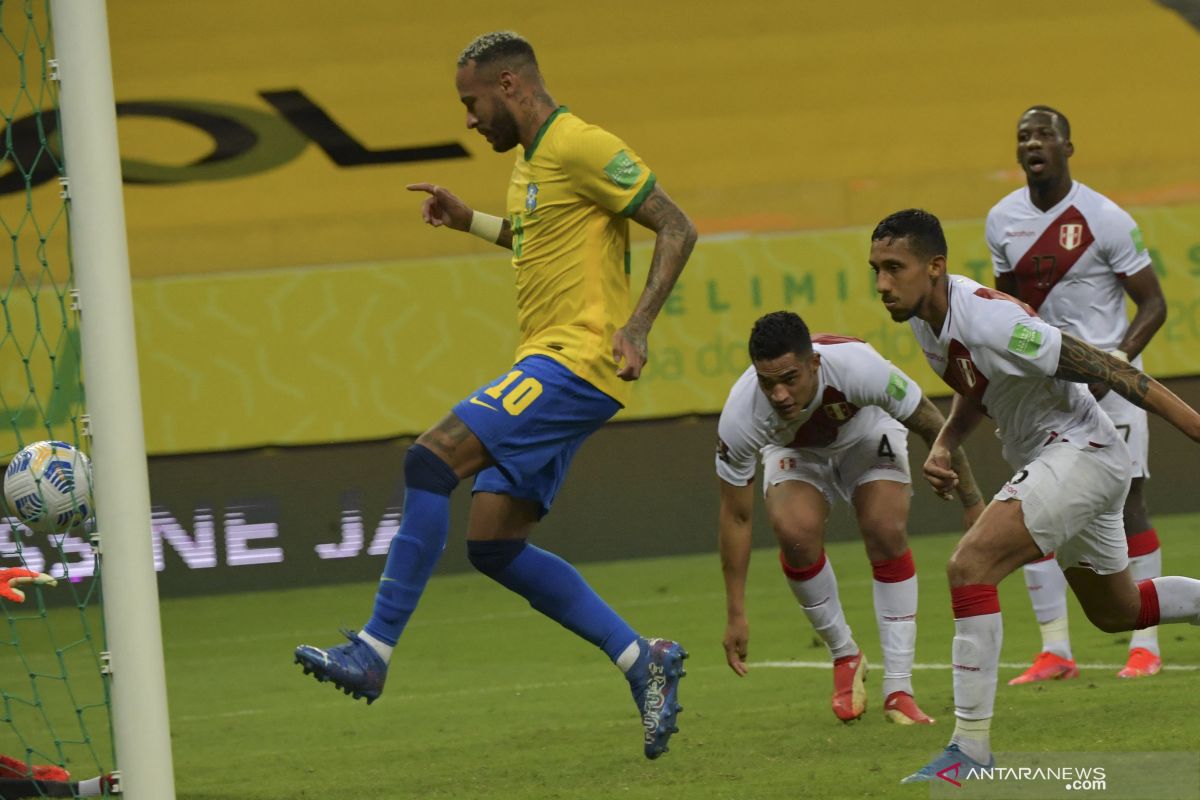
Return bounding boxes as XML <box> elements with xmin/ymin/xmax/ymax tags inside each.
<box><xmin>11</xmin><ymin>514</ymin><xmax>1200</xmax><ymax>798</ymax></box>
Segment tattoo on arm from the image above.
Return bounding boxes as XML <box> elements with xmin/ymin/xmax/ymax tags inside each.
<box><xmin>1056</xmin><ymin>333</ymin><xmax>1151</xmax><ymax>407</ymax></box>
<box><xmin>949</xmin><ymin>445</ymin><xmax>982</xmax><ymax>507</ymax></box>
<box><xmin>626</xmin><ymin>186</ymin><xmax>697</xmax><ymax>335</ymax></box>
<box><xmin>902</xmin><ymin>396</ymin><xmax>946</xmax><ymax>446</ymax></box>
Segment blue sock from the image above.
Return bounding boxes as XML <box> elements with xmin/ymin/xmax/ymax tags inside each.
<box><xmin>362</xmin><ymin>445</ymin><xmax>459</xmax><ymax>647</ymax></box>
<box><xmin>468</xmin><ymin>539</ymin><xmax>639</xmax><ymax>663</ymax></box>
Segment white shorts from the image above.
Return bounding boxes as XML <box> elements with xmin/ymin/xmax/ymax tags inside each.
<box><xmin>1097</xmin><ymin>389</ymin><xmax>1149</xmax><ymax>479</ymax></box>
<box><xmin>762</xmin><ymin>417</ymin><xmax>911</xmax><ymax>506</ymax></box>
<box><xmin>995</xmin><ymin>441</ymin><xmax>1132</xmax><ymax>575</ymax></box>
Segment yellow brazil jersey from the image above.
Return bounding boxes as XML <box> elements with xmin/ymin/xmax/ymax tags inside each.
<box><xmin>506</xmin><ymin>107</ymin><xmax>656</xmax><ymax>406</ymax></box>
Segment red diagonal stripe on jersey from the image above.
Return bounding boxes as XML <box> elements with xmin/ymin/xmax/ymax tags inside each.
<box><xmin>787</xmin><ymin>386</ymin><xmax>860</xmax><ymax>448</ymax></box>
<box><xmin>1013</xmin><ymin>205</ymin><xmax>1095</xmax><ymax>311</ymax></box>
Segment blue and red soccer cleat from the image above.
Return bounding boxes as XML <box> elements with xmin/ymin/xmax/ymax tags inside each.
<box><xmin>901</xmin><ymin>743</ymin><xmax>995</xmax><ymax>784</ymax></box>
<box><xmin>294</xmin><ymin>628</ymin><xmax>388</xmax><ymax>704</ymax></box>
<box><xmin>627</xmin><ymin>637</ymin><xmax>688</xmax><ymax>759</ymax></box>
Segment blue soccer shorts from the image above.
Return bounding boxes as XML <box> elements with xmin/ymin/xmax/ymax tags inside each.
<box><xmin>452</xmin><ymin>355</ymin><xmax>620</xmax><ymax>517</ymax></box>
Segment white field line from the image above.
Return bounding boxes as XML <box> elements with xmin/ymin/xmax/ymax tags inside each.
<box><xmin>755</xmin><ymin>660</ymin><xmax>1200</xmax><ymax>671</ymax></box>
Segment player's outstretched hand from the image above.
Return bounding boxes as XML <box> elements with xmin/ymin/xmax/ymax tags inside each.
<box><xmin>923</xmin><ymin>444</ymin><xmax>959</xmax><ymax>501</ymax></box>
<box><xmin>0</xmin><ymin>568</ymin><xmax>57</xmax><ymax>603</ymax></box>
<box><xmin>723</xmin><ymin>615</ymin><xmax>750</xmax><ymax>676</ymax></box>
<box><xmin>406</xmin><ymin>183</ymin><xmax>473</xmax><ymax>231</ymax></box>
<box><xmin>612</xmin><ymin>326</ymin><xmax>648</xmax><ymax>381</ymax></box>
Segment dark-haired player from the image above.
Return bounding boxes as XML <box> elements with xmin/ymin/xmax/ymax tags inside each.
<box><xmin>716</xmin><ymin>311</ymin><xmax>983</xmax><ymax>725</ymax></box>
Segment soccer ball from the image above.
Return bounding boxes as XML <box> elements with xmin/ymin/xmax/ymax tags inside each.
<box><xmin>3</xmin><ymin>440</ymin><xmax>93</xmax><ymax>532</ymax></box>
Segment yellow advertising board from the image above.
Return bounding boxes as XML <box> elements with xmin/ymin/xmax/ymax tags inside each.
<box><xmin>106</xmin><ymin>203</ymin><xmax>1200</xmax><ymax>453</ymax></box>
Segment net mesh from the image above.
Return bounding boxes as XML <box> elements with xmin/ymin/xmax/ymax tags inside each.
<box><xmin>0</xmin><ymin>0</ymin><xmax>113</xmax><ymax>794</ymax></box>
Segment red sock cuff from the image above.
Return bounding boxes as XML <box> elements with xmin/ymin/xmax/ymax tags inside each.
<box><xmin>951</xmin><ymin>584</ymin><xmax>1000</xmax><ymax>618</ymax></box>
<box><xmin>871</xmin><ymin>549</ymin><xmax>915</xmax><ymax>583</ymax></box>
<box><xmin>1127</xmin><ymin>529</ymin><xmax>1160</xmax><ymax>558</ymax></box>
<box><xmin>1031</xmin><ymin>552</ymin><xmax>1056</xmax><ymax>563</ymax></box>
<box><xmin>1134</xmin><ymin>579</ymin><xmax>1160</xmax><ymax>629</ymax></box>
<box><xmin>780</xmin><ymin>549</ymin><xmax>826</xmax><ymax>582</ymax></box>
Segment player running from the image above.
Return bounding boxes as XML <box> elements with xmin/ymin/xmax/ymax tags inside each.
<box><xmin>867</xmin><ymin>209</ymin><xmax>1200</xmax><ymax>783</ymax></box>
<box><xmin>716</xmin><ymin>311</ymin><xmax>983</xmax><ymax>725</ymax></box>
<box><xmin>294</xmin><ymin>31</ymin><xmax>697</xmax><ymax>760</ymax></box>
<box><xmin>987</xmin><ymin>106</ymin><xmax>1168</xmax><ymax>682</ymax></box>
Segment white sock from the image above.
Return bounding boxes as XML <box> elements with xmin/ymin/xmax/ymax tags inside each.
<box><xmin>873</xmin><ymin>575</ymin><xmax>917</xmax><ymax>698</ymax></box>
<box><xmin>786</xmin><ymin>555</ymin><xmax>858</xmax><ymax>660</ymax></box>
<box><xmin>949</xmin><ymin>612</ymin><xmax>1001</xmax><ymax>764</ymax></box>
<box><xmin>1147</xmin><ymin>576</ymin><xmax>1200</xmax><ymax>625</ymax></box>
<box><xmin>1129</xmin><ymin>548</ymin><xmax>1163</xmax><ymax>653</ymax></box>
<box><xmin>357</xmin><ymin>630</ymin><xmax>394</xmax><ymax>663</ymax></box>
<box><xmin>1022</xmin><ymin>558</ymin><xmax>1071</xmax><ymax>659</ymax></box>
<box><xmin>615</xmin><ymin>639</ymin><xmax>641</xmax><ymax>673</ymax></box>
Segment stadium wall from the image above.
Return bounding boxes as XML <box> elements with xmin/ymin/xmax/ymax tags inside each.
<box><xmin>6</xmin><ymin>379</ymin><xmax>1195</xmax><ymax>600</ymax></box>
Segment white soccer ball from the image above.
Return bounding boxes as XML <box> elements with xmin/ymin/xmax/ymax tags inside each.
<box><xmin>3</xmin><ymin>440</ymin><xmax>94</xmax><ymax>532</ymax></box>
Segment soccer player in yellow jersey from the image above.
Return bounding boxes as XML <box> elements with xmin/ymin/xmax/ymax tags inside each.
<box><xmin>295</xmin><ymin>31</ymin><xmax>697</xmax><ymax>760</ymax></box>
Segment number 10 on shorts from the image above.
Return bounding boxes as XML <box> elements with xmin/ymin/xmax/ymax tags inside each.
<box><xmin>484</xmin><ymin>370</ymin><xmax>544</xmax><ymax>415</ymax></box>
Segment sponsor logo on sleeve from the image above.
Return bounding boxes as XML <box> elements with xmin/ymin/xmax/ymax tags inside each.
<box><xmin>886</xmin><ymin>372</ymin><xmax>908</xmax><ymax>401</ymax></box>
<box><xmin>1130</xmin><ymin>226</ymin><xmax>1146</xmax><ymax>253</ymax></box>
<box><xmin>603</xmin><ymin>150</ymin><xmax>642</xmax><ymax>188</ymax></box>
<box><xmin>1007</xmin><ymin>324</ymin><xmax>1044</xmax><ymax>357</ymax></box>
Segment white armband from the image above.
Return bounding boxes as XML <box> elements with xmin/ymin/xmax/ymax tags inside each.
<box><xmin>1110</xmin><ymin>349</ymin><xmax>1129</xmax><ymax>363</ymax></box>
<box><xmin>468</xmin><ymin>212</ymin><xmax>504</xmax><ymax>244</ymax></box>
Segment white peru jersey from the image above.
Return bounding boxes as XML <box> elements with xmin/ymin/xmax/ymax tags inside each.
<box><xmin>908</xmin><ymin>275</ymin><xmax>1121</xmax><ymax>468</ymax></box>
<box><xmin>986</xmin><ymin>181</ymin><xmax>1152</xmax><ymax>352</ymax></box>
<box><xmin>715</xmin><ymin>336</ymin><xmax>922</xmax><ymax>486</ymax></box>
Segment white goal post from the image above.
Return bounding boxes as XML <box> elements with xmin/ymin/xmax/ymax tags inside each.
<box><xmin>49</xmin><ymin>2</ymin><xmax>177</xmax><ymax>798</ymax></box>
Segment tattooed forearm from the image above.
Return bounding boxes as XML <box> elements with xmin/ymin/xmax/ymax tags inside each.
<box><xmin>1056</xmin><ymin>333</ymin><xmax>1151</xmax><ymax>407</ymax></box>
<box><xmin>949</xmin><ymin>445</ymin><xmax>982</xmax><ymax>507</ymax></box>
<box><xmin>902</xmin><ymin>396</ymin><xmax>947</xmax><ymax>446</ymax></box>
<box><xmin>626</xmin><ymin>186</ymin><xmax>697</xmax><ymax>334</ymax></box>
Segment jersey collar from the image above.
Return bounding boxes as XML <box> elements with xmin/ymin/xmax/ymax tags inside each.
<box><xmin>524</xmin><ymin>106</ymin><xmax>569</xmax><ymax>161</ymax></box>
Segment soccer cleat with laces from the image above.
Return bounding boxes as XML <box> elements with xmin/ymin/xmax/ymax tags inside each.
<box><xmin>883</xmin><ymin>691</ymin><xmax>935</xmax><ymax>725</ymax></box>
<box><xmin>901</xmin><ymin>743</ymin><xmax>994</xmax><ymax>784</ymax></box>
<box><xmin>1007</xmin><ymin>651</ymin><xmax>1079</xmax><ymax>685</ymax></box>
<box><xmin>831</xmin><ymin>652</ymin><xmax>867</xmax><ymax>722</ymax></box>
<box><xmin>1118</xmin><ymin>646</ymin><xmax>1162</xmax><ymax>678</ymax></box>
<box><xmin>627</xmin><ymin>637</ymin><xmax>688</xmax><ymax>759</ymax></box>
<box><xmin>294</xmin><ymin>628</ymin><xmax>388</xmax><ymax>704</ymax></box>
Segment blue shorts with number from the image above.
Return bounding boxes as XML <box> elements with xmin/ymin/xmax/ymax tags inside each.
<box><xmin>452</xmin><ymin>355</ymin><xmax>620</xmax><ymax>517</ymax></box>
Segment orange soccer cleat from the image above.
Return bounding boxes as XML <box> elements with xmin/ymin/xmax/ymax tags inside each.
<box><xmin>0</xmin><ymin>754</ymin><xmax>70</xmax><ymax>782</ymax></box>
<box><xmin>1117</xmin><ymin>647</ymin><xmax>1162</xmax><ymax>679</ymax></box>
<box><xmin>883</xmin><ymin>691</ymin><xmax>935</xmax><ymax>725</ymax></box>
<box><xmin>1007</xmin><ymin>651</ymin><xmax>1079</xmax><ymax>685</ymax></box>
<box><xmin>831</xmin><ymin>653</ymin><xmax>867</xmax><ymax>722</ymax></box>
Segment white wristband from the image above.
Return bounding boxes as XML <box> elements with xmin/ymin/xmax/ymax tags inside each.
<box><xmin>1110</xmin><ymin>349</ymin><xmax>1129</xmax><ymax>363</ymax></box>
<box><xmin>468</xmin><ymin>212</ymin><xmax>504</xmax><ymax>243</ymax></box>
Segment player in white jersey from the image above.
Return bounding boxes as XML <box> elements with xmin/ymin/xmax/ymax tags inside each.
<box><xmin>716</xmin><ymin>311</ymin><xmax>984</xmax><ymax>725</ymax></box>
<box><xmin>987</xmin><ymin>106</ymin><xmax>1168</xmax><ymax>682</ymax></box>
<box><xmin>868</xmin><ymin>209</ymin><xmax>1200</xmax><ymax>784</ymax></box>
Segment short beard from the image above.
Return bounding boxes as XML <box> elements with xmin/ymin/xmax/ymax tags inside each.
<box><xmin>488</xmin><ymin>105</ymin><xmax>520</xmax><ymax>152</ymax></box>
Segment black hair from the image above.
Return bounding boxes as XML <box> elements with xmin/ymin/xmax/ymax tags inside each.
<box><xmin>748</xmin><ymin>311</ymin><xmax>812</xmax><ymax>362</ymax></box>
<box><xmin>1021</xmin><ymin>105</ymin><xmax>1071</xmax><ymax>140</ymax></box>
<box><xmin>871</xmin><ymin>209</ymin><xmax>948</xmax><ymax>261</ymax></box>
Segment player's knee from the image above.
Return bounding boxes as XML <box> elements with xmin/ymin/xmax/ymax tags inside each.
<box><xmin>859</xmin><ymin>518</ymin><xmax>907</xmax><ymax>561</ymax></box>
<box><xmin>775</xmin><ymin>531</ymin><xmax>823</xmax><ymax>570</ymax></box>
<box><xmin>467</xmin><ymin>538</ymin><xmax>527</xmax><ymax>576</ymax></box>
<box><xmin>946</xmin><ymin>547</ymin><xmax>984</xmax><ymax>587</ymax></box>
<box><xmin>404</xmin><ymin>444</ymin><xmax>460</xmax><ymax>495</ymax></box>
